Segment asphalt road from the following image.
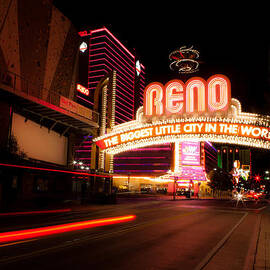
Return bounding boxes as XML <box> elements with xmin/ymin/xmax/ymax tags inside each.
<box><xmin>0</xmin><ymin>199</ymin><xmax>266</xmax><ymax>270</ymax></box>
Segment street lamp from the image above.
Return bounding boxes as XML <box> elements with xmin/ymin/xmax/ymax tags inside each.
<box><xmin>173</xmin><ymin>176</ymin><xmax>177</xmax><ymax>201</ymax></box>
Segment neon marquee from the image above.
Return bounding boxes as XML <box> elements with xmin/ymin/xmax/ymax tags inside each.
<box><xmin>96</xmin><ymin>122</ymin><xmax>270</xmax><ymax>150</ymax></box>
<box><xmin>144</xmin><ymin>75</ymin><xmax>230</xmax><ymax>116</ymax></box>
<box><xmin>94</xmin><ymin>74</ymin><xmax>270</xmax><ymax>153</ymax></box>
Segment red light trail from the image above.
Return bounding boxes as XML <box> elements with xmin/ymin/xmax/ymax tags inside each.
<box><xmin>0</xmin><ymin>215</ymin><xmax>136</xmax><ymax>243</ymax></box>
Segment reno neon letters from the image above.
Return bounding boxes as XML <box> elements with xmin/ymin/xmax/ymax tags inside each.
<box><xmin>144</xmin><ymin>74</ymin><xmax>231</xmax><ymax>116</ymax></box>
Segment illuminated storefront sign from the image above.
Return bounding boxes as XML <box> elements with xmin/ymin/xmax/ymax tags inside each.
<box><xmin>94</xmin><ymin>74</ymin><xmax>270</xmax><ymax>153</ymax></box>
<box><xmin>60</xmin><ymin>96</ymin><xmax>93</xmax><ymax>120</ymax></box>
<box><xmin>181</xmin><ymin>141</ymin><xmax>200</xmax><ymax>166</ymax></box>
<box><xmin>77</xmin><ymin>84</ymin><xmax>89</xmax><ymax>96</ymax></box>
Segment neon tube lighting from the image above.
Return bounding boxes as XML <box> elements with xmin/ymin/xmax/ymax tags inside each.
<box><xmin>115</xmin><ymin>98</ymin><xmax>133</xmax><ymax>112</ymax></box>
<box><xmin>115</xmin><ymin>116</ymin><xmax>128</xmax><ymax>124</ymax></box>
<box><xmin>114</xmin><ymin>157</ymin><xmax>167</xmax><ymax>159</ymax></box>
<box><xmin>114</xmin><ymin>170</ymin><xmax>166</xmax><ymax>172</ymax></box>
<box><xmin>116</xmin><ymin>82</ymin><xmax>134</xmax><ymax>97</ymax></box>
<box><xmin>76</xmin><ymin>95</ymin><xmax>93</xmax><ymax>105</ymax></box>
<box><xmin>89</xmin><ymin>41</ymin><xmax>134</xmax><ymax>69</ymax></box>
<box><xmin>88</xmin><ymin>80</ymin><xmax>104</xmax><ymax>85</ymax></box>
<box><xmin>97</xmin><ymin>58</ymin><xmax>134</xmax><ymax>87</ymax></box>
<box><xmin>115</xmin><ymin>99</ymin><xmax>133</xmax><ymax>111</ymax></box>
<box><xmin>115</xmin><ymin>83</ymin><xmax>134</xmax><ymax>99</ymax></box>
<box><xmin>0</xmin><ymin>163</ymin><xmax>111</xmax><ymax>178</ymax></box>
<box><xmin>114</xmin><ymin>163</ymin><xmax>170</xmax><ymax>166</ymax></box>
<box><xmin>115</xmin><ymin>105</ymin><xmax>133</xmax><ymax>117</ymax></box>
<box><xmin>88</xmin><ymin>74</ymin><xmax>105</xmax><ymax>80</ymax></box>
<box><xmin>90</xmin><ymin>44</ymin><xmax>135</xmax><ymax>72</ymax></box>
<box><xmin>115</xmin><ymin>73</ymin><xmax>134</xmax><ymax>88</ymax></box>
<box><xmin>90</xmin><ymin>27</ymin><xmax>135</xmax><ymax>59</ymax></box>
<box><xmin>103</xmin><ymin>46</ymin><xmax>135</xmax><ymax>73</ymax></box>
<box><xmin>90</xmin><ymin>37</ymin><xmax>134</xmax><ymax>65</ymax></box>
<box><xmin>0</xmin><ymin>215</ymin><xmax>136</xmax><ymax>243</ymax></box>
<box><xmin>88</xmin><ymin>68</ymin><xmax>108</xmax><ymax>73</ymax></box>
<box><xmin>89</xmin><ymin>62</ymin><xmax>134</xmax><ymax>92</ymax></box>
<box><xmin>115</xmin><ymin>92</ymin><xmax>133</xmax><ymax>104</ymax></box>
<box><xmin>89</xmin><ymin>66</ymin><xmax>110</xmax><ymax>74</ymax></box>
<box><xmin>115</xmin><ymin>103</ymin><xmax>133</xmax><ymax>115</ymax></box>
<box><xmin>89</xmin><ymin>57</ymin><xmax>134</xmax><ymax>85</ymax></box>
<box><xmin>115</xmin><ymin>110</ymin><xmax>132</xmax><ymax>121</ymax></box>
<box><xmin>131</xmin><ymin>148</ymin><xmax>171</xmax><ymax>151</ymax></box>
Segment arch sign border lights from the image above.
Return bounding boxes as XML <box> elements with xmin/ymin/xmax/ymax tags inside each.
<box><xmin>94</xmin><ymin>74</ymin><xmax>270</xmax><ymax>154</ymax></box>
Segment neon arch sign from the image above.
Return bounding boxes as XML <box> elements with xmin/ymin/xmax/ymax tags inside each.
<box><xmin>94</xmin><ymin>74</ymin><xmax>270</xmax><ymax>154</ymax></box>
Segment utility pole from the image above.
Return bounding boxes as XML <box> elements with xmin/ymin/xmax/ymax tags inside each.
<box><xmin>173</xmin><ymin>176</ymin><xmax>177</xmax><ymax>201</ymax></box>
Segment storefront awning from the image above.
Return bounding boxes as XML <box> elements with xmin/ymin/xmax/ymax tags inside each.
<box><xmin>0</xmin><ymin>70</ymin><xmax>99</xmax><ymax>133</ymax></box>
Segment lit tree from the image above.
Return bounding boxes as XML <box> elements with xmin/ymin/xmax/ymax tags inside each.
<box><xmin>208</xmin><ymin>168</ymin><xmax>233</xmax><ymax>191</ymax></box>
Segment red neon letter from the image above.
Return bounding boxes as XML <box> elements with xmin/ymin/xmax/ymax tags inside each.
<box><xmin>185</xmin><ymin>78</ymin><xmax>206</xmax><ymax>113</ymax></box>
<box><xmin>165</xmin><ymin>80</ymin><xmax>185</xmax><ymax>114</ymax></box>
<box><xmin>207</xmin><ymin>75</ymin><xmax>230</xmax><ymax>112</ymax></box>
<box><xmin>144</xmin><ymin>82</ymin><xmax>164</xmax><ymax>116</ymax></box>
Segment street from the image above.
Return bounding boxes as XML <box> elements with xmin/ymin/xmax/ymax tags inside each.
<box><xmin>0</xmin><ymin>199</ymin><xmax>267</xmax><ymax>270</ymax></box>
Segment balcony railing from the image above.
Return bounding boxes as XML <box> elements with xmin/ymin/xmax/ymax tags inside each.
<box><xmin>0</xmin><ymin>70</ymin><xmax>99</xmax><ymax>124</ymax></box>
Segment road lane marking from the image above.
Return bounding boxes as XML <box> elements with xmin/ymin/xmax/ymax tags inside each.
<box><xmin>194</xmin><ymin>212</ymin><xmax>248</xmax><ymax>270</ymax></box>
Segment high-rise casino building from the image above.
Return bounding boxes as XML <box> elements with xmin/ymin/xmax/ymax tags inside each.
<box><xmin>76</xmin><ymin>27</ymin><xmax>171</xmax><ymax>176</ymax></box>
<box><xmin>78</xmin><ymin>27</ymin><xmax>144</xmax><ymax>123</ymax></box>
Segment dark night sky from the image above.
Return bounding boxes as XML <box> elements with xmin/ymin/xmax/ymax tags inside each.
<box><xmin>53</xmin><ymin>1</ymin><xmax>270</xmax><ymax>171</ymax></box>
<box><xmin>53</xmin><ymin>1</ymin><xmax>270</xmax><ymax>114</ymax></box>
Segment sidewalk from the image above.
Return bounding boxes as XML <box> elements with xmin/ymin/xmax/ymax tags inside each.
<box><xmin>254</xmin><ymin>207</ymin><xmax>270</xmax><ymax>269</ymax></box>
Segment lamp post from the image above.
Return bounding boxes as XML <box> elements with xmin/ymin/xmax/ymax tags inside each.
<box><xmin>173</xmin><ymin>176</ymin><xmax>177</xmax><ymax>201</ymax></box>
<box><xmin>127</xmin><ymin>172</ymin><xmax>131</xmax><ymax>192</ymax></box>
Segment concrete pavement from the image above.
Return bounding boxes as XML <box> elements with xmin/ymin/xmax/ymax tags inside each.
<box><xmin>254</xmin><ymin>207</ymin><xmax>270</xmax><ymax>270</ymax></box>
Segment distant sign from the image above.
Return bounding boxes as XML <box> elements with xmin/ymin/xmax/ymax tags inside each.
<box><xmin>60</xmin><ymin>96</ymin><xmax>92</xmax><ymax>120</ymax></box>
<box><xmin>77</xmin><ymin>84</ymin><xmax>89</xmax><ymax>96</ymax></box>
<box><xmin>136</xmin><ymin>60</ymin><xmax>141</xmax><ymax>76</ymax></box>
<box><xmin>181</xmin><ymin>141</ymin><xmax>200</xmax><ymax>166</ymax></box>
<box><xmin>79</xmin><ymin>42</ymin><xmax>88</xmax><ymax>53</ymax></box>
